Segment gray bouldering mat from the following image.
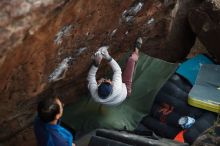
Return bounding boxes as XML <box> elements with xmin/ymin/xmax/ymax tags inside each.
<box><xmin>188</xmin><ymin>64</ymin><xmax>220</xmax><ymax>113</ymax></box>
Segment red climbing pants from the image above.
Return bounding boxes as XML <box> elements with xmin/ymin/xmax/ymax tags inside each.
<box><xmin>122</xmin><ymin>52</ymin><xmax>139</xmax><ymax>96</ymax></box>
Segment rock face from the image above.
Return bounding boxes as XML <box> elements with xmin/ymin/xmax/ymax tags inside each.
<box><xmin>189</xmin><ymin>0</ymin><xmax>220</xmax><ymax>61</ymax></box>
<box><xmin>163</xmin><ymin>0</ymin><xmax>203</xmax><ymax>61</ymax></box>
<box><xmin>0</xmin><ymin>0</ymin><xmax>213</xmax><ymax>145</ymax></box>
<box><xmin>192</xmin><ymin>124</ymin><xmax>220</xmax><ymax>146</ymax></box>
<box><xmin>0</xmin><ymin>0</ymin><xmax>68</xmax><ymax>67</ymax></box>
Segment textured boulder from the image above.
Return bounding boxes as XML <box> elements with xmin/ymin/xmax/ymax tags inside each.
<box><xmin>0</xmin><ymin>0</ymin><xmax>205</xmax><ymax>145</ymax></box>
<box><xmin>0</xmin><ymin>0</ymin><xmax>67</xmax><ymax>67</ymax></box>
<box><xmin>192</xmin><ymin>124</ymin><xmax>220</xmax><ymax>146</ymax></box>
<box><xmin>162</xmin><ymin>0</ymin><xmax>203</xmax><ymax>61</ymax></box>
<box><xmin>189</xmin><ymin>0</ymin><xmax>220</xmax><ymax>62</ymax></box>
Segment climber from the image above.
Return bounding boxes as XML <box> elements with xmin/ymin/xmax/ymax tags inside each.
<box><xmin>87</xmin><ymin>37</ymin><xmax>142</xmax><ymax>106</ymax></box>
<box><xmin>34</xmin><ymin>96</ymin><xmax>76</xmax><ymax>146</ymax></box>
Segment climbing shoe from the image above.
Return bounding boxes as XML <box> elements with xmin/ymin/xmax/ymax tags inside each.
<box><xmin>135</xmin><ymin>37</ymin><xmax>143</xmax><ymax>50</ymax></box>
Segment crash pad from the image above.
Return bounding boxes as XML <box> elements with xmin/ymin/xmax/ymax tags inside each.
<box><xmin>188</xmin><ymin>64</ymin><xmax>220</xmax><ymax>113</ymax></box>
<box><xmin>176</xmin><ymin>54</ymin><xmax>214</xmax><ymax>85</ymax></box>
<box><xmin>89</xmin><ymin>129</ymin><xmax>189</xmax><ymax>146</ymax></box>
<box><xmin>62</xmin><ymin>52</ymin><xmax>178</xmax><ymax>135</ymax></box>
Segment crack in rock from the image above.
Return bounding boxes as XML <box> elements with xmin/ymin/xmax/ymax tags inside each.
<box><xmin>54</xmin><ymin>24</ymin><xmax>73</xmax><ymax>45</ymax></box>
<box><xmin>121</xmin><ymin>2</ymin><xmax>144</xmax><ymax>23</ymax></box>
<box><xmin>48</xmin><ymin>47</ymin><xmax>88</xmax><ymax>82</ymax></box>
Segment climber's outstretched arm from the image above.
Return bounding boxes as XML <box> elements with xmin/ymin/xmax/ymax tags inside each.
<box><xmin>87</xmin><ymin>52</ymin><xmax>102</xmax><ymax>98</ymax></box>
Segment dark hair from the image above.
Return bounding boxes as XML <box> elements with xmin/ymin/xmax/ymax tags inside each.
<box><xmin>98</xmin><ymin>82</ymin><xmax>112</xmax><ymax>99</ymax></box>
<box><xmin>37</xmin><ymin>97</ymin><xmax>60</xmax><ymax>123</ymax></box>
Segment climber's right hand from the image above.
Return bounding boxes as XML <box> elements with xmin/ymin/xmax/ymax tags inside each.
<box><xmin>92</xmin><ymin>51</ymin><xmax>102</xmax><ymax>67</ymax></box>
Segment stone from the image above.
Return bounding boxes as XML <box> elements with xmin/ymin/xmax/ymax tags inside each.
<box><xmin>10</xmin><ymin>1</ymin><xmax>31</xmax><ymax>18</ymax></box>
<box><xmin>0</xmin><ymin>0</ymin><xmax>66</xmax><ymax>70</ymax></box>
<box><xmin>192</xmin><ymin>124</ymin><xmax>220</xmax><ymax>146</ymax></box>
<box><xmin>189</xmin><ymin>0</ymin><xmax>220</xmax><ymax>62</ymax></box>
<box><xmin>162</xmin><ymin>0</ymin><xmax>203</xmax><ymax>62</ymax></box>
<box><xmin>0</xmin><ymin>12</ymin><xmax>10</xmax><ymax>27</ymax></box>
<box><xmin>0</xmin><ymin>28</ymin><xmax>11</xmax><ymax>44</ymax></box>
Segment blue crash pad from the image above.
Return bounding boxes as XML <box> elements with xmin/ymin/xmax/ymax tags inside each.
<box><xmin>176</xmin><ymin>54</ymin><xmax>214</xmax><ymax>85</ymax></box>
